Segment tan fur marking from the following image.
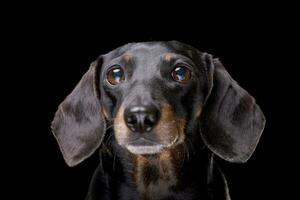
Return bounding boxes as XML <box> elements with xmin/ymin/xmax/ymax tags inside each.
<box><xmin>114</xmin><ymin>106</ymin><xmax>130</xmax><ymax>145</ymax></box>
<box><xmin>122</xmin><ymin>53</ymin><xmax>132</xmax><ymax>62</ymax></box>
<box><xmin>158</xmin><ymin>151</ymin><xmax>176</xmax><ymax>182</ymax></box>
<box><xmin>154</xmin><ymin>104</ymin><xmax>186</xmax><ymax>145</ymax></box>
<box><xmin>135</xmin><ymin>155</ymin><xmax>149</xmax><ymax>190</ymax></box>
<box><xmin>134</xmin><ymin>152</ymin><xmax>178</xmax><ymax>199</ymax></box>
<box><xmin>164</xmin><ymin>53</ymin><xmax>173</xmax><ymax>62</ymax></box>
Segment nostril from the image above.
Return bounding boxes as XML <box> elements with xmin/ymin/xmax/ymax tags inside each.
<box><xmin>125</xmin><ymin>113</ymin><xmax>138</xmax><ymax>132</ymax></box>
<box><xmin>144</xmin><ymin>113</ymin><xmax>158</xmax><ymax>132</ymax></box>
<box><xmin>145</xmin><ymin>115</ymin><xmax>155</xmax><ymax>125</ymax></box>
<box><xmin>126</xmin><ymin>113</ymin><xmax>143</xmax><ymax>132</ymax></box>
<box><xmin>126</xmin><ymin>114</ymin><xmax>137</xmax><ymax>125</ymax></box>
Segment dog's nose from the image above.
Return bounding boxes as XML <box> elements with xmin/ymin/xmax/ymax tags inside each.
<box><xmin>124</xmin><ymin>105</ymin><xmax>160</xmax><ymax>133</ymax></box>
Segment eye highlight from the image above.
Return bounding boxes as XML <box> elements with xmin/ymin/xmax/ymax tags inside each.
<box><xmin>171</xmin><ymin>66</ymin><xmax>192</xmax><ymax>83</ymax></box>
<box><xmin>106</xmin><ymin>66</ymin><xmax>125</xmax><ymax>85</ymax></box>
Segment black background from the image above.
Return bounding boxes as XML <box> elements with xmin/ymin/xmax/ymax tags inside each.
<box><xmin>4</xmin><ymin>3</ymin><xmax>298</xmax><ymax>200</ymax></box>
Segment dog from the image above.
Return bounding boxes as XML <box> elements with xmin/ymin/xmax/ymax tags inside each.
<box><xmin>51</xmin><ymin>41</ymin><xmax>266</xmax><ymax>200</ymax></box>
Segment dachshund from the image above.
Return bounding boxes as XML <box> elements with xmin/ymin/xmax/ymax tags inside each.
<box><xmin>51</xmin><ymin>41</ymin><xmax>266</xmax><ymax>200</ymax></box>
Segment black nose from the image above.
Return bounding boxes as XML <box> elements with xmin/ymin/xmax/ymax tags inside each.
<box><xmin>124</xmin><ymin>105</ymin><xmax>160</xmax><ymax>133</ymax></box>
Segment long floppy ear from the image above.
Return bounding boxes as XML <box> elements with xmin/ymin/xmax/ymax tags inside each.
<box><xmin>51</xmin><ymin>58</ymin><xmax>106</xmax><ymax>167</ymax></box>
<box><xmin>200</xmin><ymin>54</ymin><xmax>266</xmax><ymax>163</ymax></box>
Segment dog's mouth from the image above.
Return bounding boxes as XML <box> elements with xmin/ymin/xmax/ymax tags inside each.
<box><xmin>125</xmin><ymin>136</ymin><xmax>178</xmax><ymax>155</ymax></box>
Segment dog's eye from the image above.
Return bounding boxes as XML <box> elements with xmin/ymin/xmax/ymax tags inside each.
<box><xmin>106</xmin><ymin>66</ymin><xmax>125</xmax><ymax>85</ymax></box>
<box><xmin>171</xmin><ymin>66</ymin><xmax>192</xmax><ymax>83</ymax></box>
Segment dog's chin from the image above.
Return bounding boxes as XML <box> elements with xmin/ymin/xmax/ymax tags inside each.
<box><xmin>125</xmin><ymin>136</ymin><xmax>178</xmax><ymax>155</ymax></box>
<box><xmin>126</xmin><ymin>144</ymin><xmax>165</xmax><ymax>155</ymax></box>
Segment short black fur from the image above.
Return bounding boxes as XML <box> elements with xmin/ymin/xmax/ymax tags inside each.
<box><xmin>51</xmin><ymin>41</ymin><xmax>265</xmax><ymax>200</ymax></box>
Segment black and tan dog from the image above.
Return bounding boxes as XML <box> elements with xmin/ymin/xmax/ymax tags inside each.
<box><xmin>51</xmin><ymin>41</ymin><xmax>265</xmax><ymax>200</ymax></box>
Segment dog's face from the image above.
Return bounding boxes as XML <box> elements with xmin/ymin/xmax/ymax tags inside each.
<box><xmin>99</xmin><ymin>42</ymin><xmax>207</xmax><ymax>155</ymax></box>
<box><xmin>51</xmin><ymin>41</ymin><xmax>265</xmax><ymax>167</ymax></box>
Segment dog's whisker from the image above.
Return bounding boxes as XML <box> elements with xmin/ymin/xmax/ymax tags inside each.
<box><xmin>112</xmin><ymin>150</ymin><xmax>117</xmax><ymax>172</ymax></box>
<box><xmin>183</xmin><ymin>142</ymin><xmax>190</xmax><ymax>162</ymax></box>
<box><xmin>105</xmin><ymin>124</ymin><xmax>115</xmax><ymax>131</ymax></box>
<box><xmin>186</xmin><ymin>137</ymin><xmax>195</xmax><ymax>156</ymax></box>
<box><xmin>103</xmin><ymin>131</ymin><xmax>114</xmax><ymax>148</ymax></box>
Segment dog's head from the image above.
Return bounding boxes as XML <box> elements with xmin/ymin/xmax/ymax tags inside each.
<box><xmin>51</xmin><ymin>41</ymin><xmax>265</xmax><ymax>167</ymax></box>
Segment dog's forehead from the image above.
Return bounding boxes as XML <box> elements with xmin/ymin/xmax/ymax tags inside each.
<box><xmin>124</xmin><ymin>43</ymin><xmax>171</xmax><ymax>56</ymax></box>
<box><xmin>105</xmin><ymin>41</ymin><xmax>196</xmax><ymax>61</ymax></box>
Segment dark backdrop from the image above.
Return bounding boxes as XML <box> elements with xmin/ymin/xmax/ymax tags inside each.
<box><xmin>5</xmin><ymin>3</ymin><xmax>297</xmax><ymax>200</ymax></box>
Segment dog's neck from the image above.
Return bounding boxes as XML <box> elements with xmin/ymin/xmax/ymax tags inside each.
<box><xmin>114</xmin><ymin>143</ymin><xmax>211</xmax><ymax>200</ymax></box>
<box><xmin>129</xmin><ymin>145</ymin><xmax>184</xmax><ymax>199</ymax></box>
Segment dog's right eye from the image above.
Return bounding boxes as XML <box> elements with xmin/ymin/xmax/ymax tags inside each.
<box><xmin>106</xmin><ymin>66</ymin><xmax>125</xmax><ymax>85</ymax></box>
<box><xmin>171</xmin><ymin>65</ymin><xmax>192</xmax><ymax>83</ymax></box>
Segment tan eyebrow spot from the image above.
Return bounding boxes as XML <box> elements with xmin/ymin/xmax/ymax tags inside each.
<box><xmin>122</xmin><ymin>53</ymin><xmax>132</xmax><ymax>62</ymax></box>
<box><xmin>164</xmin><ymin>53</ymin><xmax>173</xmax><ymax>62</ymax></box>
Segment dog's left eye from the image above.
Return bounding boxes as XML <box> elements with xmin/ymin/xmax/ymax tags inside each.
<box><xmin>171</xmin><ymin>66</ymin><xmax>192</xmax><ymax>83</ymax></box>
<box><xmin>106</xmin><ymin>66</ymin><xmax>125</xmax><ymax>85</ymax></box>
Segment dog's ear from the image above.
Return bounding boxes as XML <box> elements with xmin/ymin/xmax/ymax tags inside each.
<box><xmin>51</xmin><ymin>58</ymin><xmax>106</xmax><ymax>167</ymax></box>
<box><xmin>199</xmin><ymin>54</ymin><xmax>266</xmax><ymax>163</ymax></box>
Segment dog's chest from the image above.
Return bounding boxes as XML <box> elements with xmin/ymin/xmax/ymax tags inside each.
<box><xmin>133</xmin><ymin>152</ymin><xmax>178</xmax><ymax>199</ymax></box>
